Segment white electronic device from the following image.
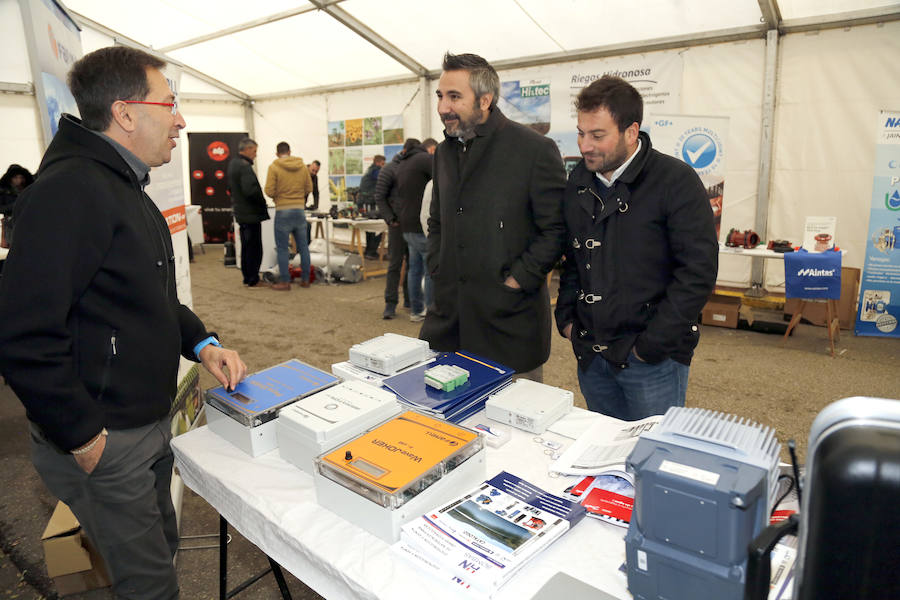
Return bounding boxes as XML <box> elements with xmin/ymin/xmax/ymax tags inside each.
<box><xmin>348</xmin><ymin>333</ymin><xmax>431</xmax><ymax>375</ymax></box>
<box><xmin>277</xmin><ymin>381</ymin><xmax>402</xmax><ymax>474</ymax></box>
<box><xmin>484</xmin><ymin>379</ymin><xmax>574</xmax><ymax>434</ymax></box>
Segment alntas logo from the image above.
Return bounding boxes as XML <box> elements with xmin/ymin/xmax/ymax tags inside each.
<box><xmin>797</xmin><ymin>268</ymin><xmax>836</xmax><ymax>277</ymax></box>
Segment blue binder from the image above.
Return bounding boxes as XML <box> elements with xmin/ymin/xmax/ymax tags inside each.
<box><xmin>382</xmin><ymin>351</ymin><xmax>513</xmax><ymax>420</ymax></box>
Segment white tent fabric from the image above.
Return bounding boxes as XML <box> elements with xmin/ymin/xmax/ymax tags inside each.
<box><xmin>2</xmin><ymin>0</ymin><xmax>899</xmax><ymax>287</ymax></box>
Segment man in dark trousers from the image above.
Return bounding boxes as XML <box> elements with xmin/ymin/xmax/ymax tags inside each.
<box><xmin>305</xmin><ymin>159</ymin><xmax>321</xmax><ymax>244</ymax></box>
<box><xmin>421</xmin><ymin>53</ymin><xmax>566</xmax><ymax>380</ymax></box>
<box><xmin>0</xmin><ymin>46</ymin><xmax>247</xmax><ymax>598</ymax></box>
<box><xmin>395</xmin><ymin>138</ymin><xmax>437</xmax><ymax>321</ymax></box>
<box><xmin>358</xmin><ymin>154</ymin><xmax>385</xmax><ymax>258</ymax></box>
<box><xmin>228</xmin><ymin>137</ymin><xmax>270</xmax><ymax>287</ymax></box>
<box><xmin>375</xmin><ymin>139</ymin><xmax>419</xmax><ymax>319</ymax></box>
<box><xmin>554</xmin><ymin>75</ymin><xmax>717</xmax><ymax>420</ymax></box>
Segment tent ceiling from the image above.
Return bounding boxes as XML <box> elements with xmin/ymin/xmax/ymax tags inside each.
<box><xmin>61</xmin><ymin>0</ymin><xmax>900</xmax><ymax>99</ymax></box>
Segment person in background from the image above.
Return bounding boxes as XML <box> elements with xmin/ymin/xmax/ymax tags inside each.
<box><xmin>306</xmin><ymin>159</ymin><xmax>321</xmax><ymax>244</ymax></box>
<box><xmin>358</xmin><ymin>154</ymin><xmax>385</xmax><ymax>259</ymax></box>
<box><xmin>0</xmin><ymin>163</ymin><xmax>34</xmax><ymax>247</ymax></box>
<box><xmin>395</xmin><ymin>138</ymin><xmax>437</xmax><ymax>322</ymax></box>
<box><xmin>375</xmin><ymin>139</ymin><xmax>419</xmax><ymax>319</ymax></box>
<box><xmin>421</xmin><ymin>52</ymin><xmax>566</xmax><ymax>381</ymax></box>
<box><xmin>0</xmin><ymin>45</ymin><xmax>247</xmax><ymax>599</ymax></box>
<box><xmin>227</xmin><ymin>137</ymin><xmax>270</xmax><ymax>288</ymax></box>
<box><xmin>265</xmin><ymin>141</ymin><xmax>312</xmax><ymax>290</ymax></box>
<box><xmin>555</xmin><ymin>75</ymin><xmax>718</xmax><ymax>420</ymax></box>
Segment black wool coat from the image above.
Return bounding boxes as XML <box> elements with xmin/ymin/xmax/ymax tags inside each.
<box><xmin>227</xmin><ymin>155</ymin><xmax>269</xmax><ymax>225</ymax></box>
<box><xmin>420</xmin><ymin>107</ymin><xmax>566</xmax><ymax>373</ymax></box>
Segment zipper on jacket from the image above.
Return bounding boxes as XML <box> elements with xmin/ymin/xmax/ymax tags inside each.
<box><xmin>98</xmin><ymin>329</ymin><xmax>118</xmax><ymax>401</ymax></box>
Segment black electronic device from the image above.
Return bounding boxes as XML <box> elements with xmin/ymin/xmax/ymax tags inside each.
<box><xmin>745</xmin><ymin>397</ymin><xmax>900</xmax><ymax>600</ymax></box>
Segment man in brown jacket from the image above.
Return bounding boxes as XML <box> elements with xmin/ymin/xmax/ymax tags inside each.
<box><xmin>265</xmin><ymin>141</ymin><xmax>312</xmax><ymax>290</ymax></box>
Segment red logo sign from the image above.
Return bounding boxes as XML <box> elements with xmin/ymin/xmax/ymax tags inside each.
<box><xmin>214</xmin><ymin>170</ymin><xmax>225</xmax><ymax>180</ymax></box>
<box><xmin>192</xmin><ymin>170</ymin><xmax>204</xmax><ymax>179</ymax></box>
<box><xmin>205</xmin><ymin>187</ymin><xmax>215</xmax><ymax>196</ymax></box>
<box><xmin>207</xmin><ymin>141</ymin><xmax>230</xmax><ymax>162</ymax></box>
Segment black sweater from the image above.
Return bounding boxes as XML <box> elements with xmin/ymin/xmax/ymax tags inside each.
<box><xmin>0</xmin><ymin>115</ymin><xmax>211</xmax><ymax>451</ymax></box>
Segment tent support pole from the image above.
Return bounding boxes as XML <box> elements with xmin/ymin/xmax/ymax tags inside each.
<box><xmin>748</xmin><ymin>28</ymin><xmax>779</xmax><ymax>297</ymax></box>
<box><xmin>419</xmin><ymin>76</ymin><xmax>431</xmax><ymax>141</ymax></box>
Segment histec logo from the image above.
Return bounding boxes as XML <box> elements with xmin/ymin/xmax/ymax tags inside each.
<box><xmin>797</xmin><ymin>268</ymin><xmax>836</xmax><ymax>277</ymax></box>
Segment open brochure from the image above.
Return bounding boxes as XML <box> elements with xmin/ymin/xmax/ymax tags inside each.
<box><xmin>550</xmin><ymin>414</ymin><xmax>662</xmax><ymax>476</ymax></box>
<box><xmin>395</xmin><ymin>471</ymin><xmax>586</xmax><ymax>595</ymax></box>
<box><xmin>563</xmin><ymin>467</ymin><xmax>634</xmax><ymax>529</ymax></box>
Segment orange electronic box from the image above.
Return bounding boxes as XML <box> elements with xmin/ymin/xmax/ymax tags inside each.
<box><xmin>316</xmin><ymin>411</ymin><xmax>483</xmax><ymax>511</ymax></box>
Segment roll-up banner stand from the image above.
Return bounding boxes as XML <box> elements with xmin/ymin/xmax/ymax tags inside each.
<box><xmin>856</xmin><ymin>110</ymin><xmax>900</xmax><ymax>338</ymax></box>
<box><xmin>18</xmin><ymin>0</ymin><xmax>83</xmax><ymax>148</ymax></box>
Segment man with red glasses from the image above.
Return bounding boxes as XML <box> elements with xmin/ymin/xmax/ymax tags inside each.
<box><xmin>0</xmin><ymin>46</ymin><xmax>248</xmax><ymax>599</ymax></box>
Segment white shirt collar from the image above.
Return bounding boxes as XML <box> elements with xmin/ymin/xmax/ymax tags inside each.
<box><xmin>594</xmin><ymin>138</ymin><xmax>642</xmax><ymax>188</ymax></box>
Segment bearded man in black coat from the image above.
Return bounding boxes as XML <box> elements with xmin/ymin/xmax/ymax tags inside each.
<box><xmin>420</xmin><ymin>52</ymin><xmax>566</xmax><ymax>380</ymax></box>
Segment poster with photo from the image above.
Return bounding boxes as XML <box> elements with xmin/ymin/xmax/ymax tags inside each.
<box><xmin>328</xmin><ymin>121</ymin><xmax>345</xmax><ymax>147</ymax></box>
<box><xmin>328</xmin><ymin>148</ymin><xmax>345</xmax><ymax>174</ymax></box>
<box><xmin>345</xmin><ymin>118</ymin><xmax>363</xmax><ymax>146</ymax></box>
<box><xmin>326</xmin><ymin>114</ymin><xmax>403</xmax><ymax>208</ymax></box>
<box><xmin>364</xmin><ymin>117</ymin><xmax>383</xmax><ymax>145</ymax></box>
<box><xmin>383</xmin><ymin>115</ymin><xmax>404</xmax><ymax>144</ymax></box>
<box><xmin>345</xmin><ymin>147</ymin><xmax>363</xmax><ymax>175</ymax></box>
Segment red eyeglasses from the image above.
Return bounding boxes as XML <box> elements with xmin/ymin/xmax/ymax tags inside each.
<box><xmin>121</xmin><ymin>100</ymin><xmax>178</xmax><ymax>115</ymax></box>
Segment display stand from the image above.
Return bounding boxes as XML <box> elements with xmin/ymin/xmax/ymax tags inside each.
<box><xmin>783</xmin><ymin>299</ymin><xmax>841</xmax><ymax>357</ymax></box>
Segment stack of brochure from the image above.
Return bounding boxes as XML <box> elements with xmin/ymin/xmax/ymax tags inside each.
<box><xmin>395</xmin><ymin>471</ymin><xmax>586</xmax><ymax>595</ymax></box>
<box><xmin>381</xmin><ymin>351</ymin><xmax>513</xmax><ymax>423</ymax></box>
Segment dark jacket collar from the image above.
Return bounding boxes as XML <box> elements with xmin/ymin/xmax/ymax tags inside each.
<box><xmin>40</xmin><ymin>114</ymin><xmax>138</xmax><ymax>185</ymax></box>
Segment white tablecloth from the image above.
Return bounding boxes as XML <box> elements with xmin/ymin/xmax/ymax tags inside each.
<box><xmin>171</xmin><ymin>408</ymin><xmax>632</xmax><ymax>600</ymax></box>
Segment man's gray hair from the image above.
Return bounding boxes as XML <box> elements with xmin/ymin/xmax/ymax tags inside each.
<box><xmin>238</xmin><ymin>138</ymin><xmax>258</xmax><ymax>151</ymax></box>
<box><xmin>442</xmin><ymin>52</ymin><xmax>500</xmax><ymax>108</ymax></box>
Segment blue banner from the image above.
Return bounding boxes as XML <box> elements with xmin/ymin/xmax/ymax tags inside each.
<box><xmin>856</xmin><ymin>110</ymin><xmax>900</xmax><ymax>337</ymax></box>
<box><xmin>784</xmin><ymin>250</ymin><xmax>842</xmax><ymax>299</ymax></box>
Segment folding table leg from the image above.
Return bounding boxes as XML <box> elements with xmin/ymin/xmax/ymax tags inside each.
<box><xmin>220</xmin><ymin>516</ymin><xmax>228</xmax><ymax>600</ymax></box>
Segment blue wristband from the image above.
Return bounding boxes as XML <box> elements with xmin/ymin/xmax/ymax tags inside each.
<box><xmin>194</xmin><ymin>336</ymin><xmax>221</xmax><ymax>360</ymax></box>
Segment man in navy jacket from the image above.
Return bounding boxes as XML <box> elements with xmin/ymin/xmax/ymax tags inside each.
<box><xmin>0</xmin><ymin>46</ymin><xmax>247</xmax><ymax>598</ymax></box>
<box><xmin>555</xmin><ymin>76</ymin><xmax>718</xmax><ymax>420</ymax></box>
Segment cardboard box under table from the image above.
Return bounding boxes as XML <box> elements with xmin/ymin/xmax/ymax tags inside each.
<box><xmin>41</xmin><ymin>501</ymin><xmax>111</xmax><ymax>596</ymax></box>
<box><xmin>205</xmin><ymin>359</ymin><xmax>339</xmax><ymax>457</ymax></box>
<box><xmin>702</xmin><ymin>294</ymin><xmax>741</xmax><ymax>328</ymax></box>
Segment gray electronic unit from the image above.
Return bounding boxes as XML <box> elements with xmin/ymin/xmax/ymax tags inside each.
<box><xmin>624</xmin><ymin>407</ymin><xmax>781</xmax><ymax>600</ymax></box>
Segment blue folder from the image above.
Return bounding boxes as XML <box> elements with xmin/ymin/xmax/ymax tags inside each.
<box><xmin>382</xmin><ymin>351</ymin><xmax>513</xmax><ymax>418</ymax></box>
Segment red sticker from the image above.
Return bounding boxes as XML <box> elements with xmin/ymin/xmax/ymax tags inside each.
<box><xmin>192</xmin><ymin>170</ymin><xmax>204</xmax><ymax>179</ymax></box>
<box><xmin>214</xmin><ymin>170</ymin><xmax>225</xmax><ymax>180</ymax></box>
<box><xmin>205</xmin><ymin>186</ymin><xmax>215</xmax><ymax>196</ymax></box>
<box><xmin>207</xmin><ymin>141</ymin><xmax>230</xmax><ymax>162</ymax></box>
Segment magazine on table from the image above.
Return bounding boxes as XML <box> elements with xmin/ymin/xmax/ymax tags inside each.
<box><xmin>550</xmin><ymin>414</ymin><xmax>663</xmax><ymax>476</ymax></box>
<box><xmin>395</xmin><ymin>471</ymin><xmax>587</xmax><ymax>595</ymax></box>
<box><xmin>562</xmin><ymin>467</ymin><xmax>634</xmax><ymax>528</ymax></box>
